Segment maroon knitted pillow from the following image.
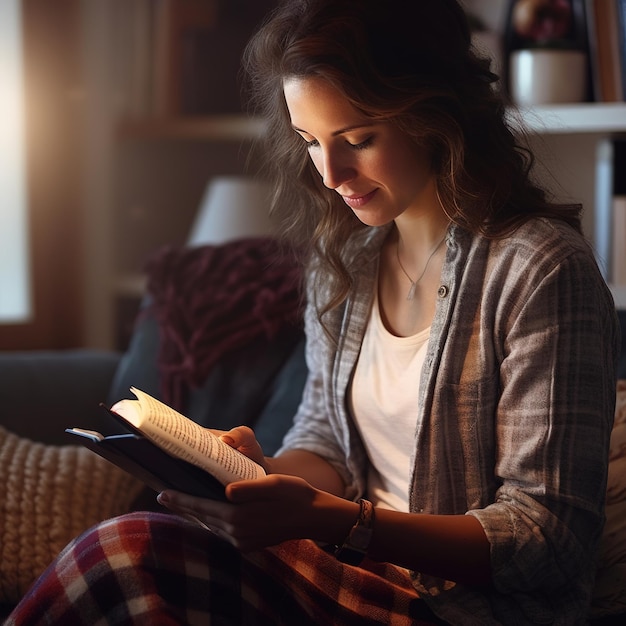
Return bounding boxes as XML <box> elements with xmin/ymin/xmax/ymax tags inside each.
<box><xmin>143</xmin><ymin>237</ymin><xmax>303</xmax><ymax>410</ymax></box>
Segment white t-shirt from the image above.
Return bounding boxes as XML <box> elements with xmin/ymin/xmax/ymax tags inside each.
<box><xmin>350</xmin><ymin>291</ymin><xmax>430</xmax><ymax>512</ymax></box>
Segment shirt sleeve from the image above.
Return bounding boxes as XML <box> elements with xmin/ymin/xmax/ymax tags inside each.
<box><xmin>468</xmin><ymin>244</ymin><xmax>620</xmax><ymax>594</ymax></box>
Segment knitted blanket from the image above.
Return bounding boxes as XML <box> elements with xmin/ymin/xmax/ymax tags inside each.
<box><xmin>0</xmin><ymin>426</ymin><xmax>144</xmax><ymax>604</ymax></box>
<box><xmin>144</xmin><ymin>237</ymin><xmax>302</xmax><ymax>410</ymax></box>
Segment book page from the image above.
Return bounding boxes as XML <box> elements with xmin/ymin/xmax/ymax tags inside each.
<box><xmin>113</xmin><ymin>387</ymin><xmax>266</xmax><ymax>485</ymax></box>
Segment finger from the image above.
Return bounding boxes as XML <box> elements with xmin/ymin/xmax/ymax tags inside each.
<box><xmin>225</xmin><ymin>475</ymin><xmax>290</xmax><ymax>503</ymax></box>
<box><xmin>220</xmin><ymin>425</ymin><xmax>256</xmax><ymax>449</ymax></box>
<box><xmin>225</xmin><ymin>481</ymin><xmax>260</xmax><ymax>503</ymax></box>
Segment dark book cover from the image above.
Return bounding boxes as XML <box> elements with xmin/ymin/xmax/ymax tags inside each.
<box><xmin>66</xmin><ymin>406</ymin><xmax>227</xmax><ymax>500</ymax></box>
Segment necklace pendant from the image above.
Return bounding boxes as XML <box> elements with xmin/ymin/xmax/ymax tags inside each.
<box><xmin>406</xmin><ymin>281</ymin><xmax>417</xmax><ymax>301</ymax></box>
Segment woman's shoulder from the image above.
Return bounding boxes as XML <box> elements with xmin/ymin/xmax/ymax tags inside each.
<box><xmin>488</xmin><ymin>218</ymin><xmax>594</xmax><ymax>267</ymax></box>
<box><xmin>450</xmin><ymin>218</ymin><xmax>606</xmax><ymax>302</ymax></box>
<box><xmin>510</xmin><ymin>216</ymin><xmax>586</xmax><ymax>245</ymax></box>
<box><xmin>480</xmin><ymin>218</ymin><xmax>609</xmax><ymax>302</ymax></box>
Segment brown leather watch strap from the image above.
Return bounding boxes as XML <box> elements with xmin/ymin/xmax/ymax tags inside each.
<box><xmin>334</xmin><ymin>498</ymin><xmax>375</xmax><ymax>566</ymax></box>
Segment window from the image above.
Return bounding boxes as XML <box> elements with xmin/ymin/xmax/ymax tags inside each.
<box><xmin>0</xmin><ymin>0</ymin><xmax>31</xmax><ymax>322</ymax></box>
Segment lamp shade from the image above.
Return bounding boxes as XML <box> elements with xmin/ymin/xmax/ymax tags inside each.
<box><xmin>187</xmin><ymin>176</ymin><xmax>276</xmax><ymax>246</ymax></box>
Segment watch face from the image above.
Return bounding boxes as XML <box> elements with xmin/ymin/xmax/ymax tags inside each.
<box><xmin>335</xmin><ymin>545</ymin><xmax>366</xmax><ymax>565</ymax></box>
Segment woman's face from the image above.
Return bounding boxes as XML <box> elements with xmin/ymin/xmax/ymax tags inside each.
<box><xmin>283</xmin><ymin>76</ymin><xmax>438</xmax><ymax>227</ymax></box>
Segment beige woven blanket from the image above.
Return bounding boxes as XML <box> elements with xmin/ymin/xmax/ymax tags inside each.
<box><xmin>0</xmin><ymin>426</ymin><xmax>144</xmax><ymax>604</ymax></box>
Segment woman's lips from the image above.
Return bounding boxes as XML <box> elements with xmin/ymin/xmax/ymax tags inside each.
<box><xmin>341</xmin><ymin>189</ymin><xmax>377</xmax><ymax>208</ymax></box>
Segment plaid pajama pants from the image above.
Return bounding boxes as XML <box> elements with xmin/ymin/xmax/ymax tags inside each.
<box><xmin>5</xmin><ymin>511</ymin><xmax>444</xmax><ymax>625</ymax></box>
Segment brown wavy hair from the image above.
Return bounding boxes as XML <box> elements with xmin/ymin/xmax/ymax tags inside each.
<box><xmin>242</xmin><ymin>0</ymin><xmax>582</xmax><ymax>315</ymax></box>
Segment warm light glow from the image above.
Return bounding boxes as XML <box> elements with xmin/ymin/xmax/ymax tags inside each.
<box><xmin>0</xmin><ymin>0</ymin><xmax>31</xmax><ymax>322</ymax></box>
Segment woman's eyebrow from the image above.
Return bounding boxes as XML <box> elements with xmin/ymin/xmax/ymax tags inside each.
<box><xmin>291</xmin><ymin>123</ymin><xmax>377</xmax><ymax>136</ymax></box>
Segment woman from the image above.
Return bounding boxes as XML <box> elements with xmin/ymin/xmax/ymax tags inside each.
<box><xmin>7</xmin><ymin>0</ymin><xmax>620</xmax><ymax>624</ymax></box>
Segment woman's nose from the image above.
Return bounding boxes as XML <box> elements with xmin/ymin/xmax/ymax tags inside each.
<box><xmin>317</xmin><ymin>150</ymin><xmax>356</xmax><ymax>190</ymax></box>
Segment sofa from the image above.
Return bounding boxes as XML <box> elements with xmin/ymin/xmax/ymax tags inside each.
<box><xmin>1</xmin><ymin>236</ymin><xmax>625</xmax><ymax>622</ymax></box>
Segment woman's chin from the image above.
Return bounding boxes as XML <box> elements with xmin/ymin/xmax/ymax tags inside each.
<box><xmin>350</xmin><ymin>208</ymin><xmax>396</xmax><ymax>228</ymax></box>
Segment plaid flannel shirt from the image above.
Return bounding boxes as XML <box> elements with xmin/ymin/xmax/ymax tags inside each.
<box><xmin>279</xmin><ymin>219</ymin><xmax>621</xmax><ymax>625</ymax></box>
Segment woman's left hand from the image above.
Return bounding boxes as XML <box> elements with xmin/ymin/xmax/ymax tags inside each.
<box><xmin>157</xmin><ymin>474</ymin><xmax>355</xmax><ymax>551</ymax></box>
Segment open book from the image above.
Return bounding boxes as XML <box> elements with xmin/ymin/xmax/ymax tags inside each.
<box><xmin>66</xmin><ymin>387</ymin><xmax>266</xmax><ymax>500</ymax></box>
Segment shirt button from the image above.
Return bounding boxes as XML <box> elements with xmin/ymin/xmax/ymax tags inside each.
<box><xmin>437</xmin><ymin>285</ymin><xmax>449</xmax><ymax>298</ymax></box>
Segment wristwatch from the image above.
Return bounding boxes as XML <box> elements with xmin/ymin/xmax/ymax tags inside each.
<box><xmin>335</xmin><ymin>498</ymin><xmax>375</xmax><ymax>566</ymax></box>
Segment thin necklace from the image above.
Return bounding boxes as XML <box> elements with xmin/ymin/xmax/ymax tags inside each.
<box><xmin>396</xmin><ymin>232</ymin><xmax>447</xmax><ymax>301</ymax></box>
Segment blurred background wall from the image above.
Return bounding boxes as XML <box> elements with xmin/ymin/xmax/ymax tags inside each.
<box><xmin>0</xmin><ymin>0</ymin><xmax>275</xmax><ymax>351</ymax></box>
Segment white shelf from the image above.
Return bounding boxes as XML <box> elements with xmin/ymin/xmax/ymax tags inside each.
<box><xmin>515</xmin><ymin>103</ymin><xmax>626</xmax><ymax>134</ymax></box>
